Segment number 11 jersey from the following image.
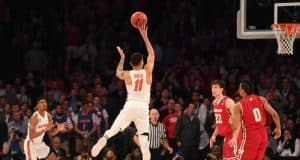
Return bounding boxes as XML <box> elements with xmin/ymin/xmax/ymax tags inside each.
<box><xmin>126</xmin><ymin>69</ymin><xmax>151</xmax><ymax>104</ymax></box>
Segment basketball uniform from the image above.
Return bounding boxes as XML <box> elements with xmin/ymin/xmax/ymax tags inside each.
<box><xmin>239</xmin><ymin>95</ymin><xmax>267</xmax><ymax>160</ymax></box>
<box><xmin>109</xmin><ymin>69</ymin><xmax>150</xmax><ymax>135</ymax></box>
<box><xmin>24</xmin><ymin>111</ymin><xmax>50</xmax><ymax>160</ymax></box>
<box><xmin>213</xmin><ymin>96</ymin><xmax>245</xmax><ymax>159</ymax></box>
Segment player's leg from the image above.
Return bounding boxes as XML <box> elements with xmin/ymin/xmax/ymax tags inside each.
<box><xmin>240</xmin><ymin>130</ymin><xmax>260</xmax><ymax>160</ymax></box>
<box><xmin>91</xmin><ymin>103</ymin><xmax>133</xmax><ymax>157</ymax></box>
<box><xmin>255</xmin><ymin>129</ymin><xmax>268</xmax><ymax>160</ymax></box>
<box><xmin>134</xmin><ymin>104</ymin><xmax>150</xmax><ymax>160</ymax></box>
<box><xmin>24</xmin><ymin>139</ymin><xmax>31</xmax><ymax>160</ymax></box>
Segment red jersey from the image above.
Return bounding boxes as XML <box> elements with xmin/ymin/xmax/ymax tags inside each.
<box><xmin>162</xmin><ymin>113</ymin><xmax>178</xmax><ymax>139</ymax></box>
<box><xmin>213</xmin><ymin>96</ymin><xmax>231</xmax><ymax>136</ymax></box>
<box><xmin>240</xmin><ymin>95</ymin><xmax>266</xmax><ymax>130</ymax></box>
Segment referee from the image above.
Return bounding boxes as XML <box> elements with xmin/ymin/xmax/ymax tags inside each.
<box><xmin>148</xmin><ymin>108</ymin><xmax>173</xmax><ymax>160</ymax></box>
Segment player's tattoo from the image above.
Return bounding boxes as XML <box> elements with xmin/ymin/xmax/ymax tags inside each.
<box><xmin>116</xmin><ymin>58</ymin><xmax>125</xmax><ymax>78</ymax></box>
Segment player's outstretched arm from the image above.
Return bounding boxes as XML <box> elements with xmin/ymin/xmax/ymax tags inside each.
<box><xmin>138</xmin><ymin>25</ymin><xmax>154</xmax><ymax>72</ymax></box>
<box><xmin>261</xmin><ymin>97</ymin><xmax>281</xmax><ymax>139</ymax></box>
<box><xmin>47</xmin><ymin>113</ymin><xmax>67</xmax><ymax>137</ymax></box>
<box><xmin>115</xmin><ymin>46</ymin><xmax>127</xmax><ymax>80</ymax></box>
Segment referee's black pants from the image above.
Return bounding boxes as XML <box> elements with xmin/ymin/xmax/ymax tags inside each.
<box><xmin>150</xmin><ymin>148</ymin><xmax>162</xmax><ymax>160</ymax></box>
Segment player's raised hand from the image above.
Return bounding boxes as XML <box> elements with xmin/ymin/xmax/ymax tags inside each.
<box><xmin>116</xmin><ymin>46</ymin><xmax>125</xmax><ymax>59</ymax></box>
<box><xmin>273</xmin><ymin>127</ymin><xmax>281</xmax><ymax>139</ymax></box>
<box><xmin>138</xmin><ymin>24</ymin><xmax>148</xmax><ymax>39</ymax></box>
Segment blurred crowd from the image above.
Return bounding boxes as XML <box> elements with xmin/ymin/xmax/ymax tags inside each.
<box><xmin>0</xmin><ymin>0</ymin><xmax>300</xmax><ymax>159</ymax></box>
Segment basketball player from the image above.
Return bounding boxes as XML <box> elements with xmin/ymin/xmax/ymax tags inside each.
<box><xmin>209</xmin><ymin>80</ymin><xmax>244</xmax><ymax>159</ymax></box>
<box><xmin>24</xmin><ymin>97</ymin><xmax>67</xmax><ymax>160</ymax></box>
<box><xmin>231</xmin><ymin>81</ymin><xmax>281</xmax><ymax>160</ymax></box>
<box><xmin>91</xmin><ymin>24</ymin><xmax>154</xmax><ymax>160</ymax></box>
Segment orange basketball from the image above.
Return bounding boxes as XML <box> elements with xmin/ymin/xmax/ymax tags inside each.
<box><xmin>130</xmin><ymin>11</ymin><xmax>148</xmax><ymax>29</ymax></box>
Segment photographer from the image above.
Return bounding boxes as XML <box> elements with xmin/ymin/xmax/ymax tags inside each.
<box><xmin>2</xmin><ymin>128</ymin><xmax>25</xmax><ymax>160</ymax></box>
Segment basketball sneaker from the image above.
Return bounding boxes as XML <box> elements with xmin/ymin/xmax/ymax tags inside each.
<box><xmin>91</xmin><ymin>137</ymin><xmax>107</xmax><ymax>157</ymax></box>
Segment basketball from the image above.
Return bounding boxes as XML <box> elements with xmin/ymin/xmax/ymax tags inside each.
<box><xmin>130</xmin><ymin>11</ymin><xmax>148</xmax><ymax>29</ymax></box>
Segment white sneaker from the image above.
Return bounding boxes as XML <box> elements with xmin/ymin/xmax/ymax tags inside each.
<box><xmin>91</xmin><ymin>137</ymin><xmax>107</xmax><ymax>157</ymax></box>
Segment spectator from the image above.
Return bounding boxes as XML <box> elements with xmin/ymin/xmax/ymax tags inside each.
<box><xmin>102</xmin><ymin>148</ymin><xmax>117</xmax><ymax>160</ymax></box>
<box><xmin>68</xmin><ymin>89</ymin><xmax>80</xmax><ymax>114</ymax></box>
<box><xmin>46</xmin><ymin>90</ymin><xmax>58</xmax><ymax>112</ymax></box>
<box><xmin>163</xmin><ymin>102</ymin><xmax>183</xmax><ymax>150</ymax></box>
<box><xmin>206</xmin><ymin>145</ymin><xmax>222</xmax><ymax>160</ymax></box>
<box><xmin>25</xmin><ymin>108</ymin><xmax>32</xmax><ymax>120</ymax></box>
<box><xmin>20</xmin><ymin>102</ymin><xmax>30</xmax><ymax>117</ymax></box>
<box><xmin>93</xmin><ymin>95</ymin><xmax>109</xmax><ymax>137</ymax></box>
<box><xmin>2</xmin><ymin>128</ymin><xmax>25</xmax><ymax>160</ymax></box>
<box><xmin>16</xmin><ymin>85</ymin><xmax>32</xmax><ymax>106</ymax></box>
<box><xmin>279</xmin><ymin>77</ymin><xmax>294</xmax><ymax>101</ymax></box>
<box><xmin>159</xmin><ymin>98</ymin><xmax>175</xmax><ymax>121</ymax></box>
<box><xmin>2</xmin><ymin>104</ymin><xmax>12</xmax><ymax>123</ymax></box>
<box><xmin>7</xmin><ymin>111</ymin><xmax>28</xmax><ymax>137</ymax></box>
<box><xmin>125</xmin><ymin>144</ymin><xmax>142</xmax><ymax>160</ymax></box>
<box><xmin>175</xmin><ymin>103</ymin><xmax>200</xmax><ymax>160</ymax></box>
<box><xmin>153</xmin><ymin>88</ymin><xmax>170</xmax><ymax>110</ymax></box>
<box><xmin>50</xmin><ymin>136</ymin><xmax>67</xmax><ymax>159</ymax></box>
<box><xmin>52</xmin><ymin>104</ymin><xmax>73</xmax><ymax>157</ymax></box>
<box><xmin>74</xmin><ymin>101</ymin><xmax>97</xmax><ymax>154</ymax></box>
<box><xmin>0</xmin><ymin>116</ymin><xmax>8</xmax><ymax>158</ymax></box>
<box><xmin>4</xmin><ymin>84</ymin><xmax>18</xmax><ymax>105</ymax></box>
<box><xmin>276</xmin><ymin>129</ymin><xmax>300</xmax><ymax>157</ymax></box>
<box><xmin>196</xmin><ymin>97</ymin><xmax>211</xmax><ymax>160</ymax></box>
<box><xmin>76</xmin><ymin>153</ymin><xmax>91</xmax><ymax>160</ymax></box>
<box><xmin>49</xmin><ymin>81</ymin><xmax>62</xmax><ymax>102</ymax></box>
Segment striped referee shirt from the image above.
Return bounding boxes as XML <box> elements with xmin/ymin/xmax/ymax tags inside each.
<box><xmin>149</xmin><ymin>121</ymin><xmax>167</xmax><ymax>149</ymax></box>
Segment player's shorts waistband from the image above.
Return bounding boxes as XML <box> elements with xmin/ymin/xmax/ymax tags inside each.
<box><xmin>245</xmin><ymin>126</ymin><xmax>265</xmax><ymax>132</ymax></box>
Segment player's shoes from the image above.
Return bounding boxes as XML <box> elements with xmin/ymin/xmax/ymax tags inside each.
<box><xmin>91</xmin><ymin>137</ymin><xmax>107</xmax><ymax>157</ymax></box>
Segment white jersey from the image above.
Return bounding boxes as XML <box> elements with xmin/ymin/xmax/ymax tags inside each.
<box><xmin>26</xmin><ymin>111</ymin><xmax>49</xmax><ymax>142</ymax></box>
<box><xmin>126</xmin><ymin>69</ymin><xmax>151</xmax><ymax>104</ymax></box>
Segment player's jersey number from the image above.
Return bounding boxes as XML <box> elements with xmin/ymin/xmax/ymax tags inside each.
<box><xmin>215</xmin><ymin>113</ymin><xmax>223</xmax><ymax>124</ymax></box>
<box><xmin>134</xmin><ymin>79</ymin><xmax>143</xmax><ymax>91</ymax></box>
<box><xmin>253</xmin><ymin>108</ymin><xmax>262</xmax><ymax>122</ymax></box>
